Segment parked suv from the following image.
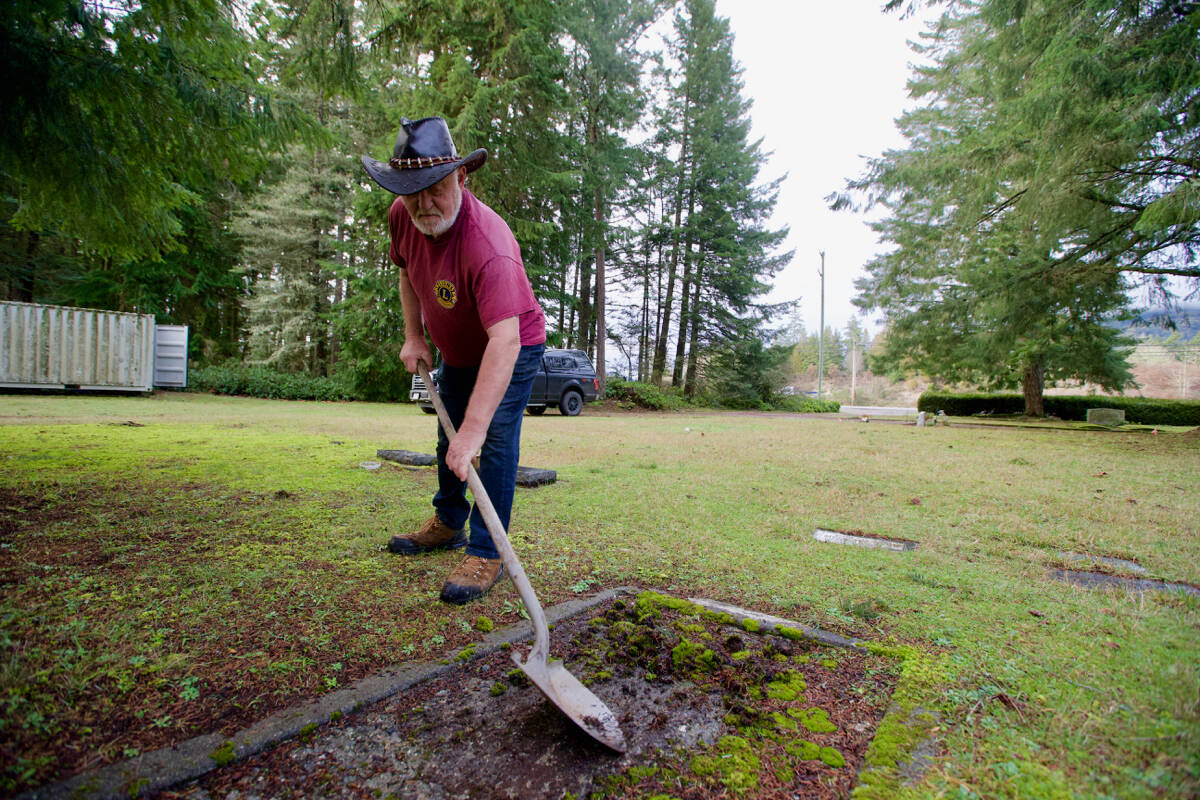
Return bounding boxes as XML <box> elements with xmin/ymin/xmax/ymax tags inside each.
<box><xmin>410</xmin><ymin>348</ymin><xmax>600</xmax><ymax>416</ymax></box>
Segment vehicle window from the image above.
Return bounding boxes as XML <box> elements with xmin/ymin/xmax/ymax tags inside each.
<box><xmin>546</xmin><ymin>356</ymin><xmax>570</xmax><ymax>371</ymax></box>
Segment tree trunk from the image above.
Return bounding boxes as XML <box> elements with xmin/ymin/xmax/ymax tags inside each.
<box><xmin>652</xmin><ymin>85</ymin><xmax>691</xmax><ymax>386</ymax></box>
<box><xmin>683</xmin><ymin>260</ymin><xmax>703</xmax><ymax>396</ymax></box>
<box><xmin>1022</xmin><ymin>361</ymin><xmax>1045</xmax><ymax>416</ymax></box>
<box><xmin>594</xmin><ymin>217</ymin><xmax>606</xmax><ymax>389</ymax></box>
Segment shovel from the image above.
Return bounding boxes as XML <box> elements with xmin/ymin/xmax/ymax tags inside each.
<box><xmin>417</xmin><ymin>362</ymin><xmax>627</xmax><ymax>752</ymax></box>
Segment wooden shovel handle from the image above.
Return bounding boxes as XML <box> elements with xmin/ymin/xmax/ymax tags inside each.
<box><xmin>417</xmin><ymin>362</ymin><xmax>551</xmax><ymax>661</ymax></box>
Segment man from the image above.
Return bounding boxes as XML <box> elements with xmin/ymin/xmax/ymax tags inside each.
<box><xmin>361</xmin><ymin>116</ymin><xmax>546</xmax><ymax>604</ymax></box>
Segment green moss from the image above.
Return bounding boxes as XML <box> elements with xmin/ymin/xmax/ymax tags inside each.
<box><xmin>772</xmin><ymin>711</ymin><xmax>798</xmax><ymax>731</ymax></box>
<box><xmin>793</xmin><ymin>707</ymin><xmax>837</xmax><ymax>733</ymax></box>
<box><xmin>766</xmin><ymin>671</ymin><xmax>806</xmax><ymax>701</ymax></box>
<box><xmin>328</xmin><ymin>710</ymin><xmax>342</xmax><ymax>722</ymax></box>
<box><xmin>785</xmin><ymin>739</ymin><xmax>821</xmax><ymax>760</ymax></box>
<box><xmin>822</xmin><ymin>658</ymin><xmax>838</xmax><ymax>669</ymax></box>
<box><xmin>741</xmin><ymin>617</ymin><xmax>760</xmax><ymax>633</ymax></box>
<box><xmin>775</xmin><ymin>624</ymin><xmax>808</xmax><ymax>642</ymax></box>
<box><xmin>298</xmin><ymin>722</ymin><xmax>318</xmax><ymax>742</ymax></box>
<box><xmin>454</xmin><ymin>644</ymin><xmax>477</xmax><ymax>662</ymax></box>
<box><xmin>490</xmin><ymin>682</ymin><xmax>507</xmax><ymax>697</ymax></box>
<box><xmin>474</xmin><ymin>616</ymin><xmax>494</xmax><ymax>633</ymax></box>
<box><xmin>628</xmin><ymin>765</ymin><xmax>659</xmax><ymax>780</ymax></box>
<box><xmin>500</xmin><ymin>641</ymin><xmax>511</xmax><ymax>651</ymax></box>
<box><xmin>634</xmin><ymin>590</ymin><xmax>735</xmax><ymax>626</ymax></box>
<box><xmin>715</xmin><ymin>735</ymin><xmax>760</xmax><ymax>795</ymax></box>
<box><xmin>820</xmin><ymin>746</ymin><xmax>846</xmax><ymax>768</ymax></box>
<box><xmin>774</xmin><ymin>763</ymin><xmax>795</xmax><ymax>783</ymax></box>
<box><xmin>690</xmin><ymin>754</ymin><xmax>718</xmax><ymax>777</ymax></box>
<box><xmin>209</xmin><ymin>740</ymin><xmax>236</xmax><ymax>767</ymax></box>
<box><xmin>671</xmin><ymin>639</ymin><xmax>717</xmax><ymax>673</ymax></box>
<box><xmin>730</xmin><ymin>649</ymin><xmax>752</xmax><ymax>661</ymax></box>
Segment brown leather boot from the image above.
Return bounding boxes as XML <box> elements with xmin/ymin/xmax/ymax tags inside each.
<box><xmin>440</xmin><ymin>555</ymin><xmax>506</xmax><ymax>605</ymax></box>
<box><xmin>388</xmin><ymin>515</ymin><xmax>466</xmax><ymax>555</ymax></box>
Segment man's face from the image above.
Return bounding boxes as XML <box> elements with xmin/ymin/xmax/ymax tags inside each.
<box><xmin>401</xmin><ymin>168</ymin><xmax>465</xmax><ymax>238</ymax></box>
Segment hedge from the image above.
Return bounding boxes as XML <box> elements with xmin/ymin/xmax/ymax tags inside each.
<box><xmin>917</xmin><ymin>390</ymin><xmax>1200</xmax><ymax>426</ymax></box>
<box><xmin>189</xmin><ymin>364</ymin><xmax>359</xmax><ymax>402</ymax></box>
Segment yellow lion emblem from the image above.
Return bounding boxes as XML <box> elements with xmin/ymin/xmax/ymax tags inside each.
<box><xmin>434</xmin><ymin>279</ymin><xmax>457</xmax><ymax>309</ymax></box>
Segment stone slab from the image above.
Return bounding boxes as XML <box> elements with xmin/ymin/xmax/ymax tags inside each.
<box><xmin>376</xmin><ymin>448</ymin><xmax>436</xmax><ymax>467</ymax></box>
<box><xmin>813</xmin><ymin>528</ymin><xmax>918</xmax><ymax>552</ymax></box>
<box><xmin>1059</xmin><ymin>551</ymin><xmax>1147</xmax><ymax>575</ymax></box>
<box><xmin>376</xmin><ymin>450</ymin><xmax>557</xmax><ymax>487</ymax></box>
<box><xmin>1050</xmin><ymin>568</ymin><xmax>1199</xmax><ymax>597</ymax></box>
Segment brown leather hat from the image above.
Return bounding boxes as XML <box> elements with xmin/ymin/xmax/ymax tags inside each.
<box><xmin>361</xmin><ymin>116</ymin><xmax>487</xmax><ymax>196</ymax></box>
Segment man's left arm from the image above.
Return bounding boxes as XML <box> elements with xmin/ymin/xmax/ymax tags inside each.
<box><xmin>444</xmin><ymin>316</ymin><xmax>521</xmax><ymax>480</ymax></box>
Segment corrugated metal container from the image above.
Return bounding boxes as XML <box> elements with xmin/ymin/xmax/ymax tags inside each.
<box><xmin>153</xmin><ymin>324</ymin><xmax>189</xmax><ymax>388</ymax></box>
<box><xmin>0</xmin><ymin>301</ymin><xmax>156</xmax><ymax>391</ymax></box>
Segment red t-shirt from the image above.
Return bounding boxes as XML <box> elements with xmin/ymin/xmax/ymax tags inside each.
<box><xmin>388</xmin><ymin>189</ymin><xmax>546</xmax><ymax>368</ymax></box>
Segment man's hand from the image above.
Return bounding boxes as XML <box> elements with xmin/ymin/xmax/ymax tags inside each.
<box><xmin>401</xmin><ymin>338</ymin><xmax>434</xmax><ymax>374</ymax></box>
<box><xmin>445</xmin><ymin>427</ymin><xmax>485</xmax><ymax>481</ymax></box>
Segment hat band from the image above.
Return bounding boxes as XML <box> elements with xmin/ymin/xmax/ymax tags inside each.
<box><xmin>389</xmin><ymin>155</ymin><xmax>459</xmax><ymax>170</ymax></box>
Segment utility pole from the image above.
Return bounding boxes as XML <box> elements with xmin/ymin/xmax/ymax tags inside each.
<box><xmin>850</xmin><ymin>336</ymin><xmax>857</xmax><ymax>405</ymax></box>
<box><xmin>817</xmin><ymin>251</ymin><xmax>825</xmax><ymax>399</ymax></box>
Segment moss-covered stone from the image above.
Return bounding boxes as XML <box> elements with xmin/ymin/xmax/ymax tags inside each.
<box><xmin>209</xmin><ymin>740</ymin><xmax>236</xmax><ymax>767</ymax></box>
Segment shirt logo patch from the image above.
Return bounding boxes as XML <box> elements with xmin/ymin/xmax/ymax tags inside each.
<box><xmin>433</xmin><ymin>279</ymin><xmax>457</xmax><ymax>309</ymax></box>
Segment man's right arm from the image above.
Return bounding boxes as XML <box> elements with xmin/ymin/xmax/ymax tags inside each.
<box><xmin>398</xmin><ymin>267</ymin><xmax>433</xmax><ymax>372</ymax></box>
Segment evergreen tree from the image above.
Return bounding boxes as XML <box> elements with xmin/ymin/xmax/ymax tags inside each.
<box><xmin>650</xmin><ymin>0</ymin><xmax>790</xmax><ymax>392</ymax></box>
<box><xmin>837</xmin><ymin>0</ymin><xmax>1158</xmax><ymax>413</ymax></box>
<box><xmin>0</xmin><ymin>0</ymin><xmax>312</xmax><ymax>263</ymax></box>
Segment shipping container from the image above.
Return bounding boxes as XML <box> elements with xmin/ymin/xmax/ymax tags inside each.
<box><xmin>0</xmin><ymin>301</ymin><xmax>187</xmax><ymax>392</ymax></box>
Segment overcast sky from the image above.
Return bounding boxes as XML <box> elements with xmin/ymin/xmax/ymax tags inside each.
<box><xmin>719</xmin><ymin>1</ymin><xmax>938</xmax><ymax>337</ymax></box>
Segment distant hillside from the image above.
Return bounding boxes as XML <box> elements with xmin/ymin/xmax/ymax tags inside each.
<box><xmin>1120</xmin><ymin>302</ymin><xmax>1200</xmax><ymax>340</ymax></box>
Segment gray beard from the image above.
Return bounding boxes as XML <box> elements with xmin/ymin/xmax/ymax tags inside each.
<box><xmin>412</xmin><ymin>193</ymin><xmax>462</xmax><ymax>238</ymax></box>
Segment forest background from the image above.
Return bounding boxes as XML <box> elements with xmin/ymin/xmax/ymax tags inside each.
<box><xmin>1</xmin><ymin>0</ymin><xmax>1198</xmax><ymax>410</ymax></box>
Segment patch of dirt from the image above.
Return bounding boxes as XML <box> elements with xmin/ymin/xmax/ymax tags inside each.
<box><xmin>165</xmin><ymin>593</ymin><xmax>898</xmax><ymax>800</ymax></box>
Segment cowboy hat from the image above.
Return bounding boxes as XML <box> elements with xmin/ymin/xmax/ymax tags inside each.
<box><xmin>361</xmin><ymin>116</ymin><xmax>487</xmax><ymax>196</ymax></box>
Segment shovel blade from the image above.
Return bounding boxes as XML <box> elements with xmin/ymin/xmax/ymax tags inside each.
<box><xmin>514</xmin><ymin>651</ymin><xmax>626</xmax><ymax>752</ymax></box>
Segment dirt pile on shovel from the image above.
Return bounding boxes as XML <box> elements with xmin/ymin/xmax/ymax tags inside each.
<box><xmin>165</xmin><ymin>592</ymin><xmax>898</xmax><ymax>800</ymax></box>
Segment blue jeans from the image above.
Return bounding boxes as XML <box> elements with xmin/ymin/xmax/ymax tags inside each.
<box><xmin>432</xmin><ymin>343</ymin><xmax>543</xmax><ymax>559</ymax></box>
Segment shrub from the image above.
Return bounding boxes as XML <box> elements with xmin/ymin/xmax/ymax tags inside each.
<box><xmin>604</xmin><ymin>377</ymin><xmax>686</xmax><ymax>410</ymax></box>
<box><xmin>773</xmin><ymin>395</ymin><xmax>841</xmax><ymax>414</ymax></box>
<box><xmin>190</xmin><ymin>363</ymin><xmax>358</xmax><ymax>402</ymax></box>
<box><xmin>918</xmin><ymin>390</ymin><xmax>1200</xmax><ymax>426</ymax></box>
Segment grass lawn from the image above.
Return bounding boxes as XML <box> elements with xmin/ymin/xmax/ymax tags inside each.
<box><xmin>1</xmin><ymin>391</ymin><xmax>1197</xmax><ymax>798</ymax></box>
